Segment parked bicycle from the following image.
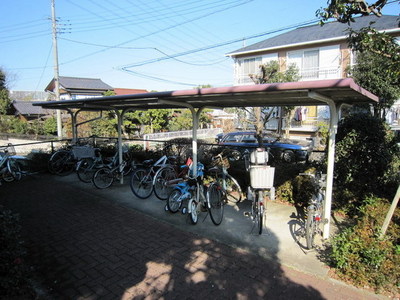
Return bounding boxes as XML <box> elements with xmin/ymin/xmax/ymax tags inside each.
<box><xmin>130</xmin><ymin>145</ymin><xmax>178</xmax><ymax>199</ymax></box>
<box><xmin>182</xmin><ymin>162</ymin><xmax>224</xmax><ymax>226</ymax></box>
<box><xmin>76</xmin><ymin>144</ymin><xmax>133</xmax><ymax>183</ymax></box>
<box><xmin>153</xmin><ymin>157</ymin><xmax>192</xmax><ymax>200</ymax></box>
<box><xmin>92</xmin><ymin>160</ymin><xmax>128</xmax><ymax>189</ymax></box>
<box><xmin>299</xmin><ymin>171</ymin><xmax>327</xmax><ymax>250</ymax></box>
<box><xmin>0</xmin><ymin>144</ymin><xmax>22</xmax><ymax>183</ymax></box>
<box><xmin>243</xmin><ymin>148</ymin><xmax>275</xmax><ymax>235</ymax></box>
<box><xmin>208</xmin><ymin>150</ymin><xmax>242</xmax><ymax>204</ymax></box>
<box><xmin>48</xmin><ymin>147</ymin><xmax>76</xmax><ymax>176</ymax></box>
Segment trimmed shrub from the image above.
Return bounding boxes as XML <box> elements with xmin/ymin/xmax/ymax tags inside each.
<box><xmin>334</xmin><ymin>113</ymin><xmax>400</xmax><ymax>213</ymax></box>
<box><xmin>329</xmin><ymin>196</ymin><xmax>400</xmax><ymax>294</ymax></box>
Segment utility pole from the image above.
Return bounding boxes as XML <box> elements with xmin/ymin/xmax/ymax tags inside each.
<box><xmin>51</xmin><ymin>0</ymin><xmax>63</xmax><ymax>138</ymax></box>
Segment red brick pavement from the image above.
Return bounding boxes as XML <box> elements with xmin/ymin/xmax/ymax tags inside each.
<box><xmin>0</xmin><ymin>174</ymin><xmax>385</xmax><ymax>299</ymax></box>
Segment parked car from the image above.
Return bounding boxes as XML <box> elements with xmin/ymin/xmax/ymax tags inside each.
<box><xmin>218</xmin><ymin>131</ymin><xmax>312</xmax><ymax>163</ymax></box>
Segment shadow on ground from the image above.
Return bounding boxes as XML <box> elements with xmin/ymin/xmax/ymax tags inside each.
<box><xmin>0</xmin><ymin>174</ymin><xmax>326</xmax><ymax>299</ymax></box>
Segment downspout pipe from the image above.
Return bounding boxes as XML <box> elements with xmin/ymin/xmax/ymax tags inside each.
<box><xmin>308</xmin><ymin>91</ymin><xmax>339</xmax><ymax>239</ymax></box>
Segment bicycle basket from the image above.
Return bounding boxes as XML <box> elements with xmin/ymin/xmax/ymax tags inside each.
<box><xmin>72</xmin><ymin>146</ymin><xmax>95</xmax><ymax>159</ymax></box>
<box><xmin>211</xmin><ymin>156</ymin><xmax>230</xmax><ymax>169</ymax></box>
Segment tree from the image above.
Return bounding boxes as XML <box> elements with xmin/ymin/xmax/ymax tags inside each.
<box><xmin>239</xmin><ymin>60</ymin><xmax>300</xmax><ymax>144</ymax></box>
<box><xmin>347</xmin><ymin>32</ymin><xmax>400</xmax><ymax>118</ymax></box>
<box><xmin>317</xmin><ymin>1</ymin><xmax>400</xmax><ymax>119</ymax></box>
<box><xmin>0</xmin><ymin>69</ymin><xmax>11</xmax><ymax>115</ymax></box>
<box><xmin>317</xmin><ymin>0</ymin><xmax>398</xmax><ymax>24</ymax></box>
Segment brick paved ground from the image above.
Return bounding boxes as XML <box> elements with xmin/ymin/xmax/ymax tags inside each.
<box><xmin>0</xmin><ymin>174</ymin><xmax>385</xmax><ymax>299</ymax></box>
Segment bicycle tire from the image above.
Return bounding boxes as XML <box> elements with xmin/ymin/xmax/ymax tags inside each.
<box><xmin>208</xmin><ymin>183</ymin><xmax>224</xmax><ymax>225</ymax></box>
<box><xmin>167</xmin><ymin>189</ymin><xmax>182</xmax><ymax>213</ymax></box>
<box><xmin>257</xmin><ymin>190</ymin><xmax>264</xmax><ymax>234</ymax></box>
<box><xmin>76</xmin><ymin>158</ymin><xmax>95</xmax><ymax>183</ymax></box>
<box><xmin>306</xmin><ymin>208</ymin><xmax>316</xmax><ymax>249</ymax></box>
<box><xmin>130</xmin><ymin>168</ymin><xmax>153</xmax><ymax>199</ymax></box>
<box><xmin>7</xmin><ymin>159</ymin><xmax>22</xmax><ymax>181</ymax></box>
<box><xmin>225</xmin><ymin>175</ymin><xmax>242</xmax><ymax>203</ymax></box>
<box><xmin>48</xmin><ymin>150</ymin><xmax>74</xmax><ymax>176</ymax></box>
<box><xmin>189</xmin><ymin>199</ymin><xmax>198</xmax><ymax>225</ymax></box>
<box><xmin>154</xmin><ymin>166</ymin><xmax>177</xmax><ymax>200</ymax></box>
<box><xmin>93</xmin><ymin>167</ymin><xmax>114</xmax><ymax>189</ymax></box>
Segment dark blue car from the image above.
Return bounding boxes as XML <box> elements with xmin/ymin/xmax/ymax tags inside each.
<box><xmin>218</xmin><ymin>131</ymin><xmax>312</xmax><ymax>163</ymax></box>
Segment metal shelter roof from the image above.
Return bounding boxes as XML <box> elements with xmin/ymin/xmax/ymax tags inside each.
<box><xmin>33</xmin><ymin>78</ymin><xmax>378</xmax><ymax>240</ymax></box>
<box><xmin>33</xmin><ymin>78</ymin><xmax>378</xmax><ymax>111</ymax></box>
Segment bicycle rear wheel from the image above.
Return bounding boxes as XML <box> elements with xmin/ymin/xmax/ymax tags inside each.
<box><xmin>93</xmin><ymin>167</ymin><xmax>114</xmax><ymax>189</ymax></box>
<box><xmin>76</xmin><ymin>158</ymin><xmax>95</xmax><ymax>183</ymax></box>
<box><xmin>225</xmin><ymin>175</ymin><xmax>242</xmax><ymax>203</ymax></box>
<box><xmin>208</xmin><ymin>183</ymin><xmax>224</xmax><ymax>225</ymax></box>
<box><xmin>188</xmin><ymin>199</ymin><xmax>198</xmax><ymax>225</ymax></box>
<box><xmin>154</xmin><ymin>166</ymin><xmax>177</xmax><ymax>200</ymax></box>
<box><xmin>257</xmin><ymin>190</ymin><xmax>264</xmax><ymax>235</ymax></box>
<box><xmin>305</xmin><ymin>208</ymin><xmax>316</xmax><ymax>249</ymax></box>
<box><xmin>167</xmin><ymin>189</ymin><xmax>183</xmax><ymax>213</ymax></box>
<box><xmin>130</xmin><ymin>168</ymin><xmax>153</xmax><ymax>199</ymax></box>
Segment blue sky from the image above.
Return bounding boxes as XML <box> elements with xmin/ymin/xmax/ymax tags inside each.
<box><xmin>1</xmin><ymin>0</ymin><xmax>398</xmax><ymax>92</ymax></box>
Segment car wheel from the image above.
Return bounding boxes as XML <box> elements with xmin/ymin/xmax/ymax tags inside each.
<box><xmin>281</xmin><ymin>150</ymin><xmax>295</xmax><ymax>163</ymax></box>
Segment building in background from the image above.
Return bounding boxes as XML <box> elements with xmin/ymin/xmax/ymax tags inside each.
<box><xmin>226</xmin><ymin>15</ymin><xmax>400</xmax><ymax>139</ymax></box>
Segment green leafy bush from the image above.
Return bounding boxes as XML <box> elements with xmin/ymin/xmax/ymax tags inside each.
<box><xmin>334</xmin><ymin>113</ymin><xmax>400</xmax><ymax>213</ymax></box>
<box><xmin>329</xmin><ymin>196</ymin><xmax>400</xmax><ymax>294</ymax></box>
<box><xmin>0</xmin><ymin>206</ymin><xmax>34</xmax><ymax>297</ymax></box>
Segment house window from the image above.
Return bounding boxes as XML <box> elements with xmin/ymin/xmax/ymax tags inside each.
<box><xmin>287</xmin><ymin>45</ymin><xmax>341</xmax><ymax>80</ymax></box>
<box><xmin>243</xmin><ymin>57</ymin><xmax>262</xmax><ymax>75</ymax></box>
<box><xmin>302</xmin><ymin>50</ymin><xmax>319</xmax><ymax>79</ymax></box>
<box><xmin>236</xmin><ymin>56</ymin><xmax>262</xmax><ymax>84</ymax></box>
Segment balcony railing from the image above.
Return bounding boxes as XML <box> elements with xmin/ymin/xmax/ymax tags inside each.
<box><xmin>234</xmin><ymin>66</ymin><xmax>342</xmax><ymax>85</ymax></box>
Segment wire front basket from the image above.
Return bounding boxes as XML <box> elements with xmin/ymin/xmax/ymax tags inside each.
<box><xmin>211</xmin><ymin>156</ymin><xmax>230</xmax><ymax>169</ymax></box>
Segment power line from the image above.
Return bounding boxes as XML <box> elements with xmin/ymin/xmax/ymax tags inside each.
<box><xmin>120</xmin><ymin>19</ymin><xmax>318</xmax><ymax>69</ymax></box>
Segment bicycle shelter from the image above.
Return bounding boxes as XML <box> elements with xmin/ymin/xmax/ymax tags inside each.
<box><xmin>34</xmin><ymin>78</ymin><xmax>378</xmax><ymax>238</ymax></box>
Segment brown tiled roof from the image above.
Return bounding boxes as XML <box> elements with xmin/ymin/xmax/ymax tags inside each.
<box><xmin>113</xmin><ymin>88</ymin><xmax>148</xmax><ymax>95</ymax></box>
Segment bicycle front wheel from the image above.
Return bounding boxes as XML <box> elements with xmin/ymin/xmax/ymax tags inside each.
<box><xmin>208</xmin><ymin>183</ymin><xmax>224</xmax><ymax>225</ymax></box>
<box><xmin>49</xmin><ymin>150</ymin><xmax>74</xmax><ymax>176</ymax></box>
<box><xmin>130</xmin><ymin>168</ymin><xmax>153</xmax><ymax>199</ymax></box>
<box><xmin>76</xmin><ymin>158</ymin><xmax>95</xmax><ymax>183</ymax></box>
<box><xmin>225</xmin><ymin>175</ymin><xmax>242</xmax><ymax>203</ymax></box>
<box><xmin>306</xmin><ymin>208</ymin><xmax>316</xmax><ymax>250</ymax></box>
<box><xmin>93</xmin><ymin>168</ymin><xmax>114</xmax><ymax>189</ymax></box>
<box><xmin>154</xmin><ymin>166</ymin><xmax>177</xmax><ymax>200</ymax></box>
<box><xmin>7</xmin><ymin>159</ymin><xmax>22</xmax><ymax>181</ymax></box>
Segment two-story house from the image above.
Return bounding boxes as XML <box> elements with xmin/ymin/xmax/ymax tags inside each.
<box><xmin>226</xmin><ymin>15</ymin><xmax>400</xmax><ymax>140</ymax></box>
<box><xmin>45</xmin><ymin>76</ymin><xmax>113</xmax><ymax>100</ymax></box>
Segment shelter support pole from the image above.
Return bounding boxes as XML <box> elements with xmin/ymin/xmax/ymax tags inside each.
<box><xmin>115</xmin><ymin>110</ymin><xmax>123</xmax><ymax>184</ymax></box>
<box><xmin>158</xmin><ymin>100</ymin><xmax>201</xmax><ymax>177</ymax></box>
<box><xmin>308</xmin><ymin>92</ymin><xmax>340</xmax><ymax>239</ymax></box>
<box><xmin>67</xmin><ymin>109</ymin><xmax>77</xmax><ymax>143</ymax></box>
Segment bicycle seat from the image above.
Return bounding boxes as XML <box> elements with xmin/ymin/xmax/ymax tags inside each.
<box><xmin>142</xmin><ymin>159</ymin><xmax>154</xmax><ymax>167</ymax></box>
<box><xmin>167</xmin><ymin>156</ymin><xmax>178</xmax><ymax>164</ymax></box>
